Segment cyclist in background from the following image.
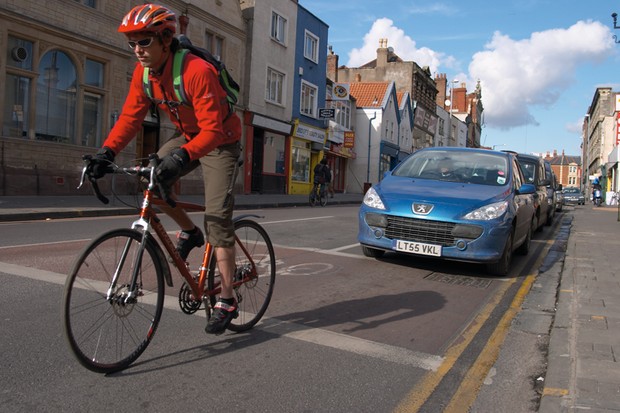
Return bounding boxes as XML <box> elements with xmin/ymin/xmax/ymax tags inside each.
<box><xmin>313</xmin><ymin>157</ymin><xmax>330</xmax><ymax>197</ymax></box>
<box><xmin>87</xmin><ymin>4</ymin><xmax>241</xmax><ymax>335</ymax></box>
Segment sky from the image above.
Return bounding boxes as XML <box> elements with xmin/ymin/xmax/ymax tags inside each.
<box><xmin>304</xmin><ymin>0</ymin><xmax>620</xmax><ymax>157</ymax></box>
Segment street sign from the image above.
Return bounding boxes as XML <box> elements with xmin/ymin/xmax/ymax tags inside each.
<box><xmin>319</xmin><ymin>108</ymin><xmax>335</xmax><ymax>119</ymax></box>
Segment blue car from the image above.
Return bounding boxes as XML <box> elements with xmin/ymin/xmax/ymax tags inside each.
<box><xmin>358</xmin><ymin>147</ymin><xmax>537</xmax><ymax>275</ymax></box>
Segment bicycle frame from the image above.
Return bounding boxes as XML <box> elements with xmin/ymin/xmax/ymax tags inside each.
<box><xmin>82</xmin><ymin>154</ymin><xmax>260</xmax><ymax>308</ymax></box>
<box><xmin>133</xmin><ymin>192</ymin><xmax>261</xmax><ymax>306</ymax></box>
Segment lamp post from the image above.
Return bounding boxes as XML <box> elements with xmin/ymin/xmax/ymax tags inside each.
<box><xmin>444</xmin><ymin>79</ymin><xmax>459</xmax><ymax>146</ymax></box>
<box><xmin>612</xmin><ymin>13</ymin><xmax>620</xmax><ymax>43</ymax></box>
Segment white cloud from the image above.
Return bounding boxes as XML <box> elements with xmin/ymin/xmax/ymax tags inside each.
<box><xmin>344</xmin><ymin>18</ymin><xmax>615</xmax><ymax>133</ymax></box>
<box><xmin>470</xmin><ymin>20</ymin><xmax>614</xmax><ymax>129</ymax></box>
<box><xmin>346</xmin><ymin>18</ymin><xmax>447</xmax><ymax>73</ymax></box>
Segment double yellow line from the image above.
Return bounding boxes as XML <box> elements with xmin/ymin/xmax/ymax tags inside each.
<box><xmin>395</xmin><ymin>239</ymin><xmax>552</xmax><ymax>412</ymax></box>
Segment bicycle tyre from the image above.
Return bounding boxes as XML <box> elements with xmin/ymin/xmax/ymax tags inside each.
<box><xmin>320</xmin><ymin>190</ymin><xmax>328</xmax><ymax>207</ymax></box>
<box><xmin>62</xmin><ymin>228</ymin><xmax>166</xmax><ymax>373</ymax></box>
<box><xmin>309</xmin><ymin>187</ymin><xmax>317</xmax><ymax>207</ymax></box>
<box><xmin>208</xmin><ymin>219</ymin><xmax>276</xmax><ymax>332</ymax></box>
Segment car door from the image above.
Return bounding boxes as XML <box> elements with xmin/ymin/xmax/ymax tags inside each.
<box><xmin>535</xmin><ymin>160</ymin><xmax>549</xmax><ymax>224</ymax></box>
<box><xmin>512</xmin><ymin>158</ymin><xmax>534</xmax><ymax>242</ymax></box>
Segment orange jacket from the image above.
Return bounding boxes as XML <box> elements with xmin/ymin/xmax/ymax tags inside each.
<box><xmin>103</xmin><ymin>52</ymin><xmax>241</xmax><ymax>161</ymax></box>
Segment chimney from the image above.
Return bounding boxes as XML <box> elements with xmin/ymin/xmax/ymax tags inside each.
<box><xmin>326</xmin><ymin>45</ymin><xmax>339</xmax><ymax>81</ymax></box>
<box><xmin>377</xmin><ymin>38</ymin><xmax>388</xmax><ymax>68</ymax></box>
<box><xmin>435</xmin><ymin>73</ymin><xmax>447</xmax><ymax>109</ymax></box>
<box><xmin>553</xmin><ymin>149</ymin><xmax>557</xmax><ymax>157</ymax></box>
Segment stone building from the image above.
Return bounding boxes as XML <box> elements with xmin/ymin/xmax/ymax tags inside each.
<box><xmin>0</xmin><ymin>1</ymin><xmax>246</xmax><ymax>196</ymax></box>
<box><xmin>327</xmin><ymin>39</ymin><xmax>438</xmax><ymax>151</ymax></box>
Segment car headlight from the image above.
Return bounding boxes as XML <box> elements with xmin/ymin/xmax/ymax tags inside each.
<box><xmin>463</xmin><ymin>201</ymin><xmax>508</xmax><ymax>220</ymax></box>
<box><xmin>363</xmin><ymin>187</ymin><xmax>386</xmax><ymax>210</ymax></box>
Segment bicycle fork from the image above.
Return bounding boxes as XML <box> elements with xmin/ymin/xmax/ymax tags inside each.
<box><xmin>105</xmin><ymin>234</ymin><xmax>149</xmax><ymax>304</ymax></box>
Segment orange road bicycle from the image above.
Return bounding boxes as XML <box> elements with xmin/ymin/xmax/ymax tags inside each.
<box><xmin>62</xmin><ymin>154</ymin><xmax>276</xmax><ymax>374</ymax></box>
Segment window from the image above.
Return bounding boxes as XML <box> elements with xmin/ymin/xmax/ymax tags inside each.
<box><xmin>85</xmin><ymin>59</ymin><xmax>103</xmax><ymax>87</ymax></box>
<box><xmin>3</xmin><ymin>74</ymin><xmax>30</xmax><ymax>138</ymax></box>
<box><xmin>75</xmin><ymin>0</ymin><xmax>96</xmax><ymax>7</ymax></box>
<box><xmin>205</xmin><ymin>31</ymin><xmax>224</xmax><ymax>60</ymax></box>
<box><xmin>266</xmin><ymin>67</ymin><xmax>284</xmax><ymax>105</ymax></box>
<box><xmin>334</xmin><ymin>101</ymin><xmax>351</xmax><ymax>129</ymax></box>
<box><xmin>300</xmin><ymin>81</ymin><xmax>317</xmax><ymax>117</ymax></box>
<box><xmin>262</xmin><ymin>132</ymin><xmax>285</xmax><ymax>174</ymax></box>
<box><xmin>304</xmin><ymin>30</ymin><xmax>319</xmax><ymax>63</ymax></box>
<box><xmin>82</xmin><ymin>92</ymin><xmax>102</xmax><ymax>146</ymax></box>
<box><xmin>36</xmin><ymin>50</ymin><xmax>77</xmax><ymax>143</ymax></box>
<box><xmin>7</xmin><ymin>36</ymin><xmax>33</xmax><ymax>70</ymax></box>
<box><xmin>4</xmin><ymin>36</ymin><xmax>34</xmax><ymax>138</ymax></box>
<box><xmin>291</xmin><ymin>140</ymin><xmax>310</xmax><ymax>182</ymax></box>
<box><xmin>271</xmin><ymin>11</ymin><xmax>287</xmax><ymax>45</ymax></box>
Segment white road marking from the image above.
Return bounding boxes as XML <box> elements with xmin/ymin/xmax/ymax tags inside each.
<box><xmin>3</xmin><ymin>261</ymin><xmax>443</xmax><ymax>371</ymax></box>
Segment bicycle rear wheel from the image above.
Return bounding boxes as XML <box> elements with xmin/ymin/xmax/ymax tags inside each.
<box><xmin>62</xmin><ymin>229</ymin><xmax>165</xmax><ymax>373</ymax></box>
<box><xmin>208</xmin><ymin>219</ymin><xmax>276</xmax><ymax>332</ymax></box>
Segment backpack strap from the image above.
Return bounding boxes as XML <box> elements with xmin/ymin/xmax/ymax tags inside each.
<box><xmin>171</xmin><ymin>49</ymin><xmax>189</xmax><ymax>104</ymax></box>
<box><xmin>142</xmin><ymin>49</ymin><xmax>190</xmax><ymax>105</ymax></box>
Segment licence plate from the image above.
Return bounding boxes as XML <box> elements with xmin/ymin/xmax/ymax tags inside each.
<box><xmin>394</xmin><ymin>240</ymin><xmax>442</xmax><ymax>256</ymax></box>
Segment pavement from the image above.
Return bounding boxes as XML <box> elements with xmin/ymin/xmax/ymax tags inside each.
<box><xmin>0</xmin><ymin>192</ymin><xmax>364</xmax><ymax>222</ymax></box>
<box><xmin>1</xmin><ymin>193</ymin><xmax>619</xmax><ymax>411</ymax></box>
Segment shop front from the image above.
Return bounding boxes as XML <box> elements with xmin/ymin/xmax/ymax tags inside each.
<box><xmin>243</xmin><ymin>112</ymin><xmax>293</xmax><ymax>194</ymax></box>
<box><xmin>289</xmin><ymin>120</ymin><xmax>328</xmax><ymax>195</ymax></box>
<box><xmin>324</xmin><ymin>129</ymin><xmax>356</xmax><ymax>193</ymax></box>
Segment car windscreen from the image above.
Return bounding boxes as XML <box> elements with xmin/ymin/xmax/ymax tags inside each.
<box><xmin>392</xmin><ymin>151</ymin><xmax>509</xmax><ymax>186</ymax></box>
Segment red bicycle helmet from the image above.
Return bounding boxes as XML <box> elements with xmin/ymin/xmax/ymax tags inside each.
<box><xmin>118</xmin><ymin>4</ymin><xmax>176</xmax><ymax>34</ymax></box>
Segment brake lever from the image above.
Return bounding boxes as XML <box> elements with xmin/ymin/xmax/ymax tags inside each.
<box><xmin>78</xmin><ymin>154</ymin><xmax>110</xmax><ymax>204</ymax></box>
<box><xmin>148</xmin><ymin>153</ymin><xmax>177</xmax><ymax>208</ymax></box>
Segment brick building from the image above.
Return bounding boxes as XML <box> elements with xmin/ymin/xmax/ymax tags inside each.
<box><xmin>544</xmin><ymin>149</ymin><xmax>581</xmax><ymax>188</ymax></box>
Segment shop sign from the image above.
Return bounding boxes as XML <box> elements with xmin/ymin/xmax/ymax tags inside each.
<box><xmin>294</xmin><ymin>122</ymin><xmax>326</xmax><ymax>144</ymax></box>
<box><xmin>616</xmin><ymin>112</ymin><xmax>620</xmax><ymax>145</ymax></box>
<box><xmin>344</xmin><ymin>131</ymin><xmax>355</xmax><ymax>148</ymax></box>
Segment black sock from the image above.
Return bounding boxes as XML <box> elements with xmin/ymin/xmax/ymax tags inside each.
<box><xmin>220</xmin><ymin>297</ymin><xmax>234</xmax><ymax>305</ymax></box>
<box><xmin>186</xmin><ymin>226</ymin><xmax>199</xmax><ymax>234</ymax></box>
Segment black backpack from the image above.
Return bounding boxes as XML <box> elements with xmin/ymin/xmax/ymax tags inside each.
<box><xmin>142</xmin><ymin>34</ymin><xmax>240</xmax><ymax>111</ymax></box>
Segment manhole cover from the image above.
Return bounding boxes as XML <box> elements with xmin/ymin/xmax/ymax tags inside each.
<box><xmin>425</xmin><ymin>273</ymin><xmax>492</xmax><ymax>289</ymax></box>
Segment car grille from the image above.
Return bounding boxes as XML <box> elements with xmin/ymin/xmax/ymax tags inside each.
<box><xmin>385</xmin><ymin>216</ymin><xmax>457</xmax><ymax>246</ymax></box>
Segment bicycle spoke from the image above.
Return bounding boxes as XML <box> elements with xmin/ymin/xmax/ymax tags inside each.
<box><xmin>63</xmin><ymin>229</ymin><xmax>165</xmax><ymax>373</ymax></box>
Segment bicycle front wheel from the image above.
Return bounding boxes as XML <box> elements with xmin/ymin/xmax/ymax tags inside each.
<box><xmin>62</xmin><ymin>229</ymin><xmax>166</xmax><ymax>373</ymax></box>
<box><xmin>309</xmin><ymin>187</ymin><xmax>317</xmax><ymax>207</ymax></box>
<box><xmin>320</xmin><ymin>190</ymin><xmax>328</xmax><ymax>207</ymax></box>
<box><xmin>208</xmin><ymin>219</ymin><xmax>276</xmax><ymax>332</ymax></box>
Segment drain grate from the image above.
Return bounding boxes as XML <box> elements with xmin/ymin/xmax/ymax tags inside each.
<box><xmin>425</xmin><ymin>273</ymin><xmax>492</xmax><ymax>289</ymax></box>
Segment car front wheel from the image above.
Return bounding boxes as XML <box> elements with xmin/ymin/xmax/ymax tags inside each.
<box><xmin>361</xmin><ymin>245</ymin><xmax>385</xmax><ymax>258</ymax></box>
<box><xmin>487</xmin><ymin>229</ymin><xmax>513</xmax><ymax>276</ymax></box>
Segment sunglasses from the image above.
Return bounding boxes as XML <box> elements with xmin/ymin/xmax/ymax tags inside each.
<box><xmin>128</xmin><ymin>37</ymin><xmax>155</xmax><ymax>49</ymax></box>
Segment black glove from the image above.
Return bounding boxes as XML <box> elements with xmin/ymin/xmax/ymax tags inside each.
<box><xmin>89</xmin><ymin>147</ymin><xmax>115</xmax><ymax>179</ymax></box>
<box><xmin>156</xmin><ymin>148</ymin><xmax>190</xmax><ymax>181</ymax></box>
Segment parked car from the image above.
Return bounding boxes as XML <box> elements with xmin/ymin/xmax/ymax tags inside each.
<box><xmin>556</xmin><ymin>190</ymin><xmax>563</xmax><ymax>211</ymax></box>
<box><xmin>543</xmin><ymin>160</ymin><xmax>562</xmax><ymax>216</ymax></box>
<box><xmin>562</xmin><ymin>187</ymin><xmax>585</xmax><ymax>205</ymax></box>
<box><xmin>510</xmin><ymin>152</ymin><xmax>550</xmax><ymax>231</ymax></box>
<box><xmin>358</xmin><ymin>147</ymin><xmax>537</xmax><ymax>276</ymax></box>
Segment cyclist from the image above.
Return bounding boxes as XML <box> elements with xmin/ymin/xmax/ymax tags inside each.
<box><xmin>88</xmin><ymin>4</ymin><xmax>241</xmax><ymax>335</ymax></box>
<box><xmin>313</xmin><ymin>157</ymin><xmax>330</xmax><ymax>198</ymax></box>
